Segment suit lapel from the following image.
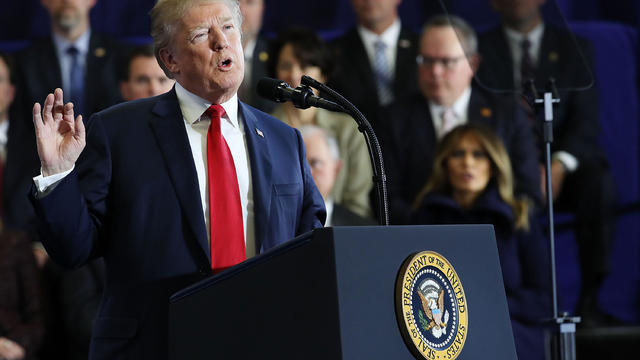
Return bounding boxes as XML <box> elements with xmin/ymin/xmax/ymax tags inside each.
<box><xmin>536</xmin><ymin>27</ymin><xmax>561</xmax><ymax>86</ymax></box>
<box><xmin>467</xmin><ymin>88</ymin><xmax>495</xmax><ymax>127</ymax></box>
<box><xmin>239</xmin><ymin>103</ymin><xmax>272</xmax><ymax>253</ymax></box>
<box><xmin>149</xmin><ymin>89</ymin><xmax>210</xmax><ymax>261</ymax></box>
<box><xmin>346</xmin><ymin>30</ymin><xmax>378</xmax><ymax>101</ymax></box>
<box><xmin>394</xmin><ymin>27</ymin><xmax>417</xmax><ymax>95</ymax></box>
<box><xmin>39</xmin><ymin>39</ymin><xmax>63</xmax><ymax>91</ymax></box>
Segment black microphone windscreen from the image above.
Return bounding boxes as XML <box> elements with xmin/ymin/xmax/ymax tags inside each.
<box><xmin>256</xmin><ymin>77</ymin><xmax>287</xmax><ymax>102</ymax></box>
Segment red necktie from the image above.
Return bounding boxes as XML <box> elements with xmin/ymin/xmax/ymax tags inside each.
<box><xmin>205</xmin><ymin>104</ymin><xmax>245</xmax><ymax>271</ymax></box>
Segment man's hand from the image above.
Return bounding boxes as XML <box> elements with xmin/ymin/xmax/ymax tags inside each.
<box><xmin>33</xmin><ymin>88</ymin><xmax>86</xmax><ymax>177</ymax></box>
<box><xmin>540</xmin><ymin>160</ymin><xmax>566</xmax><ymax>202</ymax></box>
<box><xmin>0</xmin><ymin>337</ymin><xmax>25</xmax><ymax>360</ymax></box>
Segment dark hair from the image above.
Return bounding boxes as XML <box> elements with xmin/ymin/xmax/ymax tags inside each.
<box><xmin>270</xmin><ymin>27</ymin><xmax>334</xmax><ymax>81</ymax></box>
<box><xmin>0</xmin><ymin>51</ymin><xmax>15</xmax><ymax>84</ymax></box>
<box><xmin>118</xmin><ymin>44</ymin><xmax>157</xmax><ymax>82</ymax></box>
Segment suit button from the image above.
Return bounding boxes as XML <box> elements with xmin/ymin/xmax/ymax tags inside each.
<box><xmin>199</xmin><ymin>267</ymin><xmax>209</xmax><ymax>275</ymax></box>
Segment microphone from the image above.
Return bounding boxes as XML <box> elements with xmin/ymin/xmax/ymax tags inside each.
<box><xmin>256</xmin><ymin>77</ymin><xmax>345</xmax><ymax>112</ymax></box>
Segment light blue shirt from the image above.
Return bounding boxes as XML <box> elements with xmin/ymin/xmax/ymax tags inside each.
<box><xmin>52</xmin><ymin>30</ymin><xmax>91</xmax><ymax>100</ymax></box>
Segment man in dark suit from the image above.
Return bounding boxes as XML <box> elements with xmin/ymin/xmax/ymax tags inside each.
<box><xmin>300</xmin><ymin>125</ymin><xmax>376</xmax><ymax>226</ymax></box>
<box><xmin>477</xmin><ymin>0</ymin><xmax>616</xmax><ymax>325</ymax></box>
<box><xmin>380</xmin><ymin>15</ymin><xmax>540</xmax><ymax>225</ymax></box>
<box><xmin>329</xmin><ymin>0</ymin><xmax>419</xmax><ymax>129</ymax></box>
<box><xmin>238</xmin><ymin>0</ymin><xmax>275</xmax><ymax>113</ymax></box>
<box><xmin>4</xmin><ymin>0</ymin><xmax>124</xmax><ymax>231</ymax></box>
<box><xmin>29</xmin><ymin>1</ymin><xmax>325</xmax><ymax>359</ymax></box>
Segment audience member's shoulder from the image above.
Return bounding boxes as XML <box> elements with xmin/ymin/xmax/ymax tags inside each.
<box><xmin>95</xmin><ymin>91</ymin><xmax>173</xmax><ymax>119</ymax></box>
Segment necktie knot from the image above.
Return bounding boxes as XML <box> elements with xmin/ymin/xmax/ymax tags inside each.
<box><xmin>204</xmin><ymin>104</ymin><xmax>226</xmax><ymax>131</ymax></box>
<box><xmin>374</xmin><ymin>40</ymin><xmax>387</xmax><ymax>52</ymax></box>
<box><xmin>205</xmin><ymin>104</ymin><xmax>226</xmax><ymax>120</ymax></box>
<box><xmin>521</xmin><ymin>38</ymin><xmax>531</xmax><ymax>52</ymax></box>
<box><xmin>438</xmin><ymin>107</ymin><xmax>457</xmax><ymax>138</ymax></box>
<box><xmin>66</xmin><ymin>46</ymin><xmax>79</xmax><ymax>57</ymax></box>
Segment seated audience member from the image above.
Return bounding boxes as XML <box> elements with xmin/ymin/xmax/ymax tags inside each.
<box><xmin>0</xmin><ymin>228</ymin><xmax>44</xmax><ymax>360</ymax></box>
<box><xmin>270</xmin><ymin>28</ymin><xmax>373</xmax><ymax>218</ymax></box>
<box><xmin>300</xmin><ymin>126</ymin><xmax>376</xmax><ymax>226</ymax></box>
<box><xmin>238</xmin><ymin>0</ymin><xmax>275</xmax><ymax>113</ymax></box>
<box><xmin>0</xmin><ymin>52</ymin><xmax>15</xmax><ymax>218</ymax></box>
<box><xmin>379</xmin><ymin>15</ymin><xmax>540</xmax><ymax>225</ymax></box>
<box><xmin>119</xmin><ymin>45</ymin><xmax>174</xmax><ymax>101</ymax></box>
<box><xmin>329</xmin><ymin>0</ymin><xmax>419</xmax><ymax>129</ymax></box>
<box><xmin>478</xmin><ymin>0</ymin><xmax>616</xmax><ymax>324</ymax></box>
<box><xmin>411</xmin><ymin>123</ymin><xmax>550</xmax><ymax>360</ymax></box>
<box><xmin>5</xmin><ymin>0</ymin><xmax>126</xmax><ymax>231</ymax></box>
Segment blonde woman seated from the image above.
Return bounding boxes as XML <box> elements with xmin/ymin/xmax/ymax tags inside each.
<box><xmin>410</xmin><ymin>124</ymin><xmax>550</xmax><ymax>360</ymax></box>
<box><xmin>270</xmin><ymin>28</ymin><xmax>373</xmax><ymax>218</ymax></box>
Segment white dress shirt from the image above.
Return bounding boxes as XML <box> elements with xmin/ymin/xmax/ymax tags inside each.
<box><xmin>428</xmin><ymin>87</ymin><xmax>471</xmax><ymax>140</ymax></box>
<box><xmin>358</xmin><ymin>19</ymin><xmax>402</xmax><ymax>82</ymax></box>
<box><xmin>34</xmin><ymin>84</ymin><xmax>257</xmax><ymax>258</ymax></box>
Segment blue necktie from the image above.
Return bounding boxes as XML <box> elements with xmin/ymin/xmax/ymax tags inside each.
<box><xmin>66</xmin><ymin>46</ymin><xmax>85</xmax><ymax>116</ymax></box>
<box><xmin>373</xmin><ymin>40</ymin><xmax>394</xmax><ymax>106</ymax></box>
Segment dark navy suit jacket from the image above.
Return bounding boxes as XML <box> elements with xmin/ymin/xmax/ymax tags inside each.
<box><xmin>30</xmin><ymin>89</ymin><xmax>326</xmax><ymax>360</ymax></box>
<box><xmin>477</xmin><ymin>25</ymin><xmax>604</xmax><ymax>164</ymax></box>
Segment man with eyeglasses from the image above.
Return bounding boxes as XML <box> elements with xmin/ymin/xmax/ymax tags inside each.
<box><xmin>378</xmin><ymin>14</ymin><xmax>540</xmax><ymax>225</ymax></box>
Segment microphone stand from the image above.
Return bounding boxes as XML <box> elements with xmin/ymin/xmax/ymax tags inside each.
<box><xmin>301</xmin><ymin>75</ymin><xmax>390</xmax><ymax>226</ymax></box>
<box><xmin>524</xmin><ymin>78</ymin><xmax>580</xmax><ymax>360</ymax></box>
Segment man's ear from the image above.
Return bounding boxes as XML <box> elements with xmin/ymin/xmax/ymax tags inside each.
<box><xmin>334</xmin><ymin>159</ymin><xmax>343</xmax><ymax>178</ymax></box>
<box><xmin>158</xmin><ymin>47</ymin><xmax>179</xmax><ymax>76</ymax></box>
<box><xmin>470</xmin><ymin>53</ymin><xmax>481</xmax><ymax>74</ymax></box>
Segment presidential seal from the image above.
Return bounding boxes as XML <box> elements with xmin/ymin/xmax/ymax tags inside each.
<box><xmin>395</xmin><ymin>251</ymin><xmax>468</xmax><ymax>360</ymax></box>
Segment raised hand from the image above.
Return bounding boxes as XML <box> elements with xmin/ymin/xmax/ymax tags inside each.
<box><xmin>33</xmin><ymin>88</ymin><xmax>86</xmax><ymax>177</ymax></box>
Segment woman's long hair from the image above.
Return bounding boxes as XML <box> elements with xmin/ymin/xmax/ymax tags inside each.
<box><xmin>413</xmin><ymin>123</ymin><xmax>531</xmax><ymax>230</ymax></box>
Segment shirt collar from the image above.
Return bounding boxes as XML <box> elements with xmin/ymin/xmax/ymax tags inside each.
<box><xmin>53</xmin><ymin>29</ymin><xmax>91</xmax><ymax>58</ymax></box>
<box><xmin>357</xmin><ymin>18</ymin><xmax>401</xmax><ymax>49</ymax></box>
<box><xmin>243</xmin><ymin>38</ymin><xmax>257</xmax><ymax>60</ymax></box>
<box><xmin>504</xmin><ymin>23</ymin><xmax>545</xmax><ymax>52</ymax></box>
<box><xmin>324</xmin><ymin>198</ymin><xmax>334</xmax><ymax>227</ymax></box>
<box><xmin>429</xmin><ymin>86</ymin><xmax>472</xmax><ymax>118</ymax></box>
<box><xmin>174</xmin><ymin>82</ymin><xmax>239</xmax><ymax>128</ymax></box>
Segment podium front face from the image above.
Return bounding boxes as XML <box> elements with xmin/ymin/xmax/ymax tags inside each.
<box><xmin>169</xmin><ymin>225</ymin><xmax>517</xmax><ymax>359</ymax></box>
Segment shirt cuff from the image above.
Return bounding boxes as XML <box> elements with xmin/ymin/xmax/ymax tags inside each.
<box><xmin>552</xmin><ymin>151</ymin><xmax>579</xmax><ymax>173</ymax></box>
<box><xmin>33</xmin><ymin>166</ymin><xmax>75</xmax><ymax>196</ymax></box>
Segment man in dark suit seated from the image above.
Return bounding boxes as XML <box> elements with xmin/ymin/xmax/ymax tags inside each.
<box><xmin>28</xmin><ymin>1</ymin><xmax>325</xmax><ymax>359</ymax></box>
<box><xmin>477</xmin><ymin>0</ymin><xmax>616</xmax><ymax>325</ymax></box>
<box><xmin>301</xmin><ymin>125</ymin><xmax>376</xmax><ymax>226</ymax></box>
<box><xmin>379</xmin><ymin>15</ymin><xmax>540</xmax><ymax>225</ymax></box>
<box><xmin>4</xmin><ymin>0</ymin><xmax>126</xmax><ymax>231</ymax></box>
<box><xmin>329</xmin><ymin>0</ymin><xmax>419</xmax><ymax>129</ymax></box>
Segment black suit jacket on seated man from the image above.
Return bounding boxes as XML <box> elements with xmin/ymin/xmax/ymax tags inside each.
<box><xmin>477</xmin><ymin>24</ymin><xmax>604</xmax><ymax>165</ymax></box>
<box><xmin>379</xmin><ymin>85</ymin><xmax>541</xmax><ymax>225</ymax></box>
<box><xmin>477</xmin><ymin>25</ymin><xmax>616</xmax><ymax>315</ymax></box>
<box><xmin>329</xmin><ymin>26</ymin><xmax>419</xmax><ymax>130</ymax></box>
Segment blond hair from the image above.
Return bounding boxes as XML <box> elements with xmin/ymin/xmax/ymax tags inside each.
<box><xmin>150</xmin><ymin>0</ymin><xmax>243</xmax><ymax>78</ymax></box>
<box><xmin>414</xmin><ymin>124</ymin><xmax>531</xmax><ymax>230</ymax></box>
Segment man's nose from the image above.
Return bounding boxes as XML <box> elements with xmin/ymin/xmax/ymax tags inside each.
<box><xmin>210</xmin><ymin>28</ymin><xmax>230</xmax><ymax>50</ymax></box>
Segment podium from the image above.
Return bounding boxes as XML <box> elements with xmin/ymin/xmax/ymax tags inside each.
<box><xmin>169</xmin><ymin>225</ymin><xmax>517</xmax><ymax>359</ymax></box>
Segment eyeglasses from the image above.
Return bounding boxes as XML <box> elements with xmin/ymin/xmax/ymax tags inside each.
<box><xmin>416</xmin><ymin>54</ymin><xmax>467</xmax><ymax>69</ymax></box>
